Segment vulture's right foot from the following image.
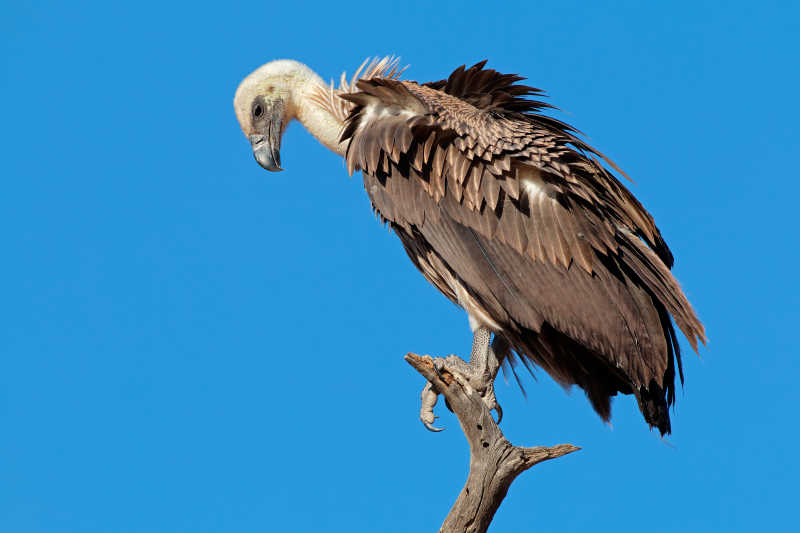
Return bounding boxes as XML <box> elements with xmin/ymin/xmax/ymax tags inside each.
<box><xmin>416</xmin><ymin>327</ymin><xmax>504</xmax><ymax>431</ymax></box>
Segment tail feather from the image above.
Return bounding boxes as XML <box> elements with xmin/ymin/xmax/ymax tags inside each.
<box><xmin>637</xmin><ymin>381</ymin><xmax>672</xmax><ymax>436</ymax></box>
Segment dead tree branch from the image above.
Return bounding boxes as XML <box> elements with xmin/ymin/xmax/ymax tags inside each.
<box><xmin>405</xmin><ymin>353</ymin><xmax>579</xmax><ymax>533</ymax></box>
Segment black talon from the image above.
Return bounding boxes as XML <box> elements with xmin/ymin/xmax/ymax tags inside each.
<box><xmin>423</xmin><ymin>419</ymin><xmax>445</xmax><ymax>432</ymax></box>
<box><xmin>494</xmin><ymin>404</ymin><xmax>504</xmax><ymax>424</ymax></box>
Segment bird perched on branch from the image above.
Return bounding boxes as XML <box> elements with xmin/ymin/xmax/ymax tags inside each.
<box><xmin>233</xmin><ymin>57</ymin><xmax>705</xmax><ymax>435</ymax></box>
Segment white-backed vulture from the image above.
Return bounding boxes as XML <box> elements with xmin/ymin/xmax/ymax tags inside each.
<box><xmin>233</xmin><ymin>57</ymin><xmax>705</xmax><ymax>435</ymax></box>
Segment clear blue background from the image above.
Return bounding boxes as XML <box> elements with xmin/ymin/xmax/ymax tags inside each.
<box><xmin>2</xmin><ymin>1</ymin><xmax>797</xmax><ymax>531</ymax></box>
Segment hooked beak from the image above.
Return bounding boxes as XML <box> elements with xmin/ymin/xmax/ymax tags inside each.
<box><xmin>249</xmin><ymin>133</ymin><xmax>283</xmax><ymax>172</ymax></box>
<box><xmin>248</xmin><ymin>100</ymin><xmax>285</xmax><ymax>172</ymax></box>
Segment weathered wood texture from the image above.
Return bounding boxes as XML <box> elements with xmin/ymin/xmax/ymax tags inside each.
<box><xmin>405</xmin><ymin>353</ymin><xmax>579</xmax><ymax>533</ymax></box>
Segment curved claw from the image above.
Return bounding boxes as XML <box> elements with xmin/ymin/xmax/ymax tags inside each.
<box><xmin>420</xmin><ymin>382</ymin><xmax>445</xmax><ymax>432</ymax></box>
<box><xmin>493</xmin><ymin>403</ymin><xmax>504</xmax><ymax>424</ymax></box>
<box><xmin>423</xmin><ymin>419</ymin><xmax>445</xmax><ymax>432</ymax></box>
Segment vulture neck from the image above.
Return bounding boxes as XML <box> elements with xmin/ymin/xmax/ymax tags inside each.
<box><xmin>290</xmin><ymin>71</ymin><xmax>347</xmax><ymax>156</ymax></box>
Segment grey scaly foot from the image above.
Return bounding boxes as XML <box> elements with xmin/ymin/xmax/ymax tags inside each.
<box><xmin>417</xmin><ymin>326</ymin><xmax>504</xmax><ymax>431</ymax></box>
<box><xmin>420</xmin><ymin>382</ymin><xmax>444</xmax><ymax>432</ymax></box>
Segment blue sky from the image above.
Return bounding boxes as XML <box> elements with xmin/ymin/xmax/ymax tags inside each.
<box><xmin>2</xmin><ymin>1</ymin><xmax>798</xmax><ymax>531</ymax></box>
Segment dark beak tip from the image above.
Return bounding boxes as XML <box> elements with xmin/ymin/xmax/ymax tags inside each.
<box><xmin>253</xmin><ymin>145</ymin><xmax>283</xmax><ymax>172</ymax></box>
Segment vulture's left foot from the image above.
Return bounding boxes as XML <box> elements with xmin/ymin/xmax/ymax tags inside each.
<box><xmin>417</xmin><ymin>327</ymin><xmax>504</xmax><ymax>431</ymax></box>
<box><xmin>420</xmin><ymin>382</ymin><xmax>445</xmax><ymax>432</ymax></box>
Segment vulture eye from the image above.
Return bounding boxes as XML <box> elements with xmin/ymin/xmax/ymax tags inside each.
<box><xmin>253</xmin><ymin>104</ymin><xmax>263</xmax><ymax>118</ymax></box>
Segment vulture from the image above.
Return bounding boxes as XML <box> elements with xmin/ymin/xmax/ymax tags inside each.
<box><xmin>233</xmin><ymin>57</ymin><xmax>705</xmax><ymax>435</ymax></box>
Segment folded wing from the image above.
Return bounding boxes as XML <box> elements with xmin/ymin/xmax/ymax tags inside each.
<box><xmin>339</xmin><ymin>62</ymin><xmax>705</xmax><ymax>434</ymax></box>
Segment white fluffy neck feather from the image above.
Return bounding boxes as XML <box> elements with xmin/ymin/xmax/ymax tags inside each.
<box><xmin>299</xmin><ymin>57</ymin><xmax>406</xmax><ymax>156</ymax></box>
<box><xmin>292</xmin><ymin>76</ymin><xmax>348</xmax><ymax>155</ymax></box>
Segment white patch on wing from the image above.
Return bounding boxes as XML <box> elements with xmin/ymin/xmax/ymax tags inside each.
<box><xmin>453</xmin><ymin>282</ymin><xmax>502</xmax><ymax>333</ymax></box>
<box><xmin>521</xmin><ymin>169</ymin><xmax>549</xmax><ymax>200</ymax></box>
<box><xmin>467</xmin><ymin>313</ymin><xmax>482</xmax><ymax>333</ymax></box>
<box><xmin>359</xmin><ymin>101</ymin><xmax>417</xmax><ymax>132</ymax></box>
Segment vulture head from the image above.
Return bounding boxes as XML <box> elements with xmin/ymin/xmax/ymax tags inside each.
<box><xmin>233</xmin><ymin>60</ymin><xmax>321</xmax><ymax>172</ymax></box>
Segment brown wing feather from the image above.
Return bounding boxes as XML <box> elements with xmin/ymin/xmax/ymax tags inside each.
<box><xmin>340</xmin><ymin>62</ymin><xmax>704</xmax><ymax>434</ymax></box>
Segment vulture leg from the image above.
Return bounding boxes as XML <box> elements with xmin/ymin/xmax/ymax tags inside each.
<box><xmin>418</xmin><ymin>326</ymin><xmax>504</xmax><ymax>431</ymax></box>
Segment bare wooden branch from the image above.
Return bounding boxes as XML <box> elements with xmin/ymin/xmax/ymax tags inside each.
<box><xmin>405</xmin><ymin>353</ymin><xmax>579</xmax><ymax>533</ymax></box>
